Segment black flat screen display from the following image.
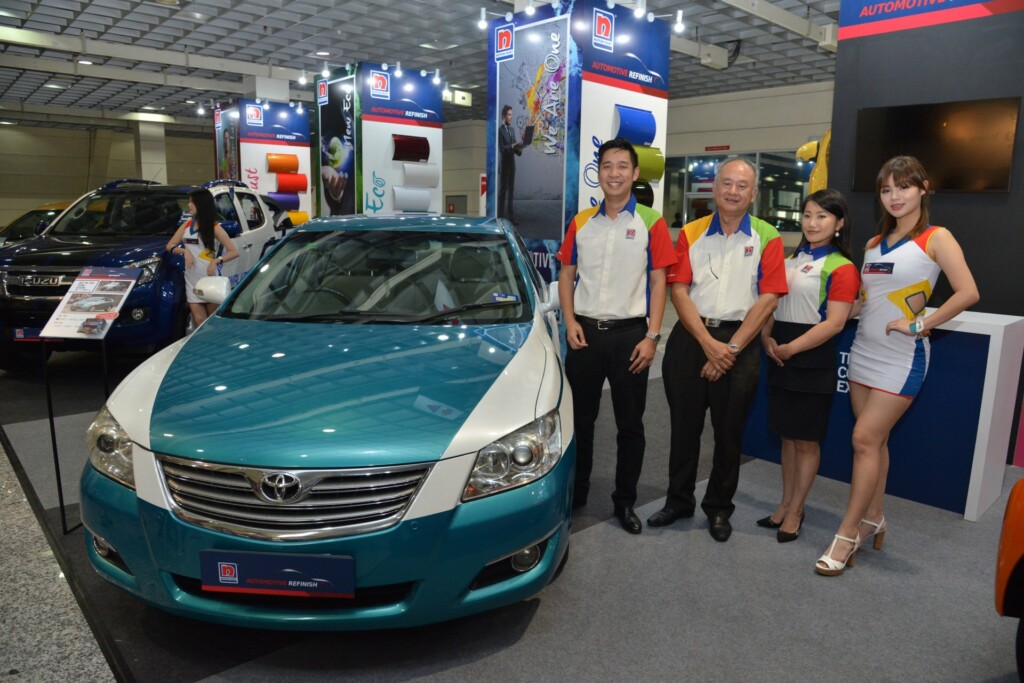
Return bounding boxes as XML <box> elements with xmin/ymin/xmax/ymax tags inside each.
<box><xmin>852</xmin><ymin>97</ymin><xmax>1021</xmax><ymax>193</ymax></box>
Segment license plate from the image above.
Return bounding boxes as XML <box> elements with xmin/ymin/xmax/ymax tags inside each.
<box><xmin>23</xmin><ymin>275</ymin><xmax>62</xmax><ymax>286</ymax></box>
<box><xmin>200</xmin><ymin>550</ymin><xmax>355</xmax><ymax>598</ymax></box>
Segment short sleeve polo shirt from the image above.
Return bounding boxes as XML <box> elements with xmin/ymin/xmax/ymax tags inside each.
<box><xmin>774</xmin><ymin>244</ymin><xmax>860</xmax><ymax>325</ymax></box>
<box><xmin>667</xmin><ymin>212</ymin><xmax>787</xmax><ymax>321</ymax></box>
<box><xmin>557</xmin><ymin>195</ymin><xmax>677</xmax><ymax>320</ymax></box>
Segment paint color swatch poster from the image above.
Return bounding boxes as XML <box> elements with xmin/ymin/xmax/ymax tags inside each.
<box><xmin>236</xmin><ymin>99</ymin><xmax>312</xmax><ymax>220</ymax></box>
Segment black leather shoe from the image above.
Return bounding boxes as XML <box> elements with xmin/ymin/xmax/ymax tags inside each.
<box><xmin>615</xmin><ymin>507</ymin><xmax>643</xmax><ymax>534</ymax></box>
<box><xmin>708</xmin><ymin>515</ymin><xmax>732</xmax><ymax>542</ymax></box>
<box><xmin>756</xmin><ymin>515</ymin><xmax>783</xmax><ymax>529</ymax></box>
<box><xmin>647</xmin><ymin>507</ymin><xmax>692</xmax><ymax>527</ymax></box>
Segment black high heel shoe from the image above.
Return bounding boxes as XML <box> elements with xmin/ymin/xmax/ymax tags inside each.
<box><xmin>756</xmin><ymin>515</ymin><xmax>783</xmax><ymax>529</ymax></box>
<box><xmin>776</xmin><ymin>512</ymin><xmax>805</xmax><ymax>543</ymax></box>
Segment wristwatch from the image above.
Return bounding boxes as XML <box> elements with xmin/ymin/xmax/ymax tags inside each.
<box><xmin>645</xmin><ymin>332</ymin><xmax>662</xmax><ymax>342</ymax></box>
<box><xmin>727</xmin><ymin>342</ymin><xmax>740</xmax><ymax>353</ymax></box>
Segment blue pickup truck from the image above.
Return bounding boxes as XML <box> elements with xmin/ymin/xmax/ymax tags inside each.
<box><xmin>0</xmin><ymin>179</ymin><xmax>288</xmax><ymax>372</ymax></box>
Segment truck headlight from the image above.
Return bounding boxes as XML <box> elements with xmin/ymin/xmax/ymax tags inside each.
<box><xmin>463</xmin><ymin>410</ymin><xmax>561</xmax><ymax>501</ymax></box>
<box><xmin>86</xmin><ymin>406</ymin><xmax>135</xmax><ymax>489</ymax></box>
<box><xmin>126</xmin><ymin>256</ymin><xmax>162</xmax><ymax>285</ymax></box>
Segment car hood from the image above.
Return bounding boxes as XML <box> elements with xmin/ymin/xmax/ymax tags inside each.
<box><xmin>147</xmin><ymin>316</ymin><xmax>537</xmax><ymax>468</ymax></box>
<box><xmin>0</xmin><ymin>234</ymin><xmax>166</xmax><ymax>266</ymax></box>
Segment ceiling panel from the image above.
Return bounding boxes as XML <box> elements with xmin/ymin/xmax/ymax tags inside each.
<box><xmin>0</xmin><ymin>0</ymin><xmax>837</xmax><ymax>130</ymax></box>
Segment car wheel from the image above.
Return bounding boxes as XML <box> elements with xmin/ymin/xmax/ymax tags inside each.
<box><xmin>0</xmin><ymin>343</ymin><xmax>51</xmax><ymax>373</ymax></box>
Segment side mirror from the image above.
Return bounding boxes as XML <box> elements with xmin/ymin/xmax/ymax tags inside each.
<box><xmin>539</xmin><ymin>280</ymin><xmax>560</xmax><ymax>314</ymax></box>
<box><xmin>34</xmin><ymin>220</ymin><xmax>50</xmax><ymax>235</ymax></box>
<box><xmin>194</xmin><ymin>276</ymin><xmax>231</xmax><ymax>305</ymax></box>
<box><xmin>220</xmin><ymin>220</ymin><xmax>242</xmax><ymax>238</ymax></box>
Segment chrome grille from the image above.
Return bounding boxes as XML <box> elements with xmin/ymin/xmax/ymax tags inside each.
<box><xmin>1</xmin><ymin>266</ymin><xmax>80</xmax><ymax>299</ymax></box>
<box><xmin>156</xmin><ymin>453</ymin><xmax>433</xmax><ymax>541</ymax></box>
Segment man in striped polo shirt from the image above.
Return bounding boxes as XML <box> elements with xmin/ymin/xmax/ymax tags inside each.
<box><xmin>557</xmin><ymin>138</ymin><xmax>677</xmax><ymax>535</ymax></box>
<box><xmin>647</xmin><ymin>157</ymin><xmax>788</xmax><ymax>542</ymax></box>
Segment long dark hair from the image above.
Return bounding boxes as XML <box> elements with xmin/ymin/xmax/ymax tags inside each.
<box><xmin>189</xmin><ymin>188</ymin><xmax>218</xmax><ymax>252</ymax></box>
<box><xmin>795</xmin><ymin>188</ymin><xmax>853</xmax><ymax>261</ymax></box>
<box><xmin>875</xmin><ymin>155</ymin><xmax>930</xmax><ymax>240</ymax></box>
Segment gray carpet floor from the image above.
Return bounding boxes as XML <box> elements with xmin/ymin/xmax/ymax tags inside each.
<box><xmin>3</xmin><ymin>362</ymin><xmax>1021</xmax><ymax>681</ymax></box>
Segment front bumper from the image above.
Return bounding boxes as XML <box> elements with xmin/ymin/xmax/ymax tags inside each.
<box><xmin>80</xmin><ymin>442</ymin><xmax>575</xmax><ymax>631</ymax></box>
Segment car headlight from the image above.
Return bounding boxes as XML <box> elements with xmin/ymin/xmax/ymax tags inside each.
<box><xmin>126</xmin><ymin>256</ymin><xmax>162</xmax><ymax>285</ymax></box>
<box><xmin>463</xmin><ymin>410</ymin><xmax>561</xmax><ymax>501</ymax></box>
<box><xmin>86</xmin><ymin>405</ymin><xmax>135</xmax><ymax>489</ymax></box>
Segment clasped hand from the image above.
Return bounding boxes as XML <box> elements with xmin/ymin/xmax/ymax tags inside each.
<box><xmin>885</xmin><ymin>318</ymin><xmax>921</xmax><ymax>337</ymax></box>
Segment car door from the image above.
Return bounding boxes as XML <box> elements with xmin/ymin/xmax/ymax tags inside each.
<box><xmin>234</xmin><ymin>191</ymin><xmax>276</xmax><ymax>268</ymax></box>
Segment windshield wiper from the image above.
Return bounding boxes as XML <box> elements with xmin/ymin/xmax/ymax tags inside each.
<box><xmin>259</xmin><ymin>310</ymin><xmax>411</xmax><ymax>323</ymax></box>
<box><xmin>413</xmin><ymin>300</ymin><xmax>520</xmax><ymax>323</ymax></box>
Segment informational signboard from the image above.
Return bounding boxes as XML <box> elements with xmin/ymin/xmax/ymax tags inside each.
<box><xmin>39</xmin><ymin>267</ymin><xmax>140</xmax><ymax>340</ymax></box>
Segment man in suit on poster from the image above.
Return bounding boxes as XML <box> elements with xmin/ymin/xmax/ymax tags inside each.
<box><xmin>498</xmin><ymin>104</ymin><xmax>522</xmax><ymax>222</ymax></box>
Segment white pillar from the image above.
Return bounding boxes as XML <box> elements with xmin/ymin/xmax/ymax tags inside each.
<box><xmin>133</xmin><ymin>121</ymin><xmax>167</xmax><ymax>183</ymax></box>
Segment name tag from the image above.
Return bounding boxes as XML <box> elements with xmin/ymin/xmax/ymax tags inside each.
<box><xmin>863</xmin><ymin>262</ymin><xmax>894</xmax><ymax>274</ymax></box>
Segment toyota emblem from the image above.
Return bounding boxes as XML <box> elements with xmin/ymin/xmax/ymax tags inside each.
<box><xmin>259</xmin><ymin>472</ymin><xmax>302</xmax><ymax>503</ymax></box>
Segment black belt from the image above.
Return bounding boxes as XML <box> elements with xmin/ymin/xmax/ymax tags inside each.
<box><xmin>576</xmin><ymin>315</ymin><xmax>646</xmax><ymax>331</ymax></box>
<box><xmin>702</xmin><ymin>317</ymin><xmax>742</xmax><ymax>329</ymax></box>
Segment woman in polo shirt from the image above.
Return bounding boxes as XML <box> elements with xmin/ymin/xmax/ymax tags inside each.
<box><xmin>759</xmin><ymin>189</ymin><xmax>859</xmax><ymax>544</ymax></box>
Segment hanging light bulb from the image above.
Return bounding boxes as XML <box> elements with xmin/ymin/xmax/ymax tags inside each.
<box><xmin>634</xmin><ymin>0</ymin><xmax>645</xmax><ymax>19</ymax></box>
<box><xmin>197</xmin><ymin>103</ymin><xmax>205</xmax><ymax>115</ymax></box>
<box><xmin>394</xmin><ymin>61</ymin><xmax>402</xmax><ymax>77</ymax></box>
<box><xmin>443</xmin><ymin>82</ymin><xmax>451</xmax><ymax>97</ymax></box>
<box><xmin>674</xmin><ymin>10</ymin><xmax>685</xmax><ymax>33</ymax></box>
<box><xmin>296</xmin><ymin>102</ymin><xmax>304</xmax><ymax>114</ymax></box>
<box><xmin>525</xmin><ymin>0</ymin><xmax>535</xmax><ymax>15</ymax></box>
<box><xmin>263</xmin><ymin>100</ymin><xmax>270</xmax><ymax>110</ymax></box>
<box><xmin>432</xmin><ymin>68</ymin><xmax>441</xmax><ymax>85</ymax></box>
<box><xmin>478</xmin><ymin>7</ymin><xmax>487</xmax><ymax>30</ymax></box>
<box><xmin>321</xmin><ymin>61</ymin><xmax>330</xmax><ymax>78</ymax></box>
<box><xmin>298</xmin><ymin>70</ymin><xmax>307</xmax><ymax>85</ymax></box>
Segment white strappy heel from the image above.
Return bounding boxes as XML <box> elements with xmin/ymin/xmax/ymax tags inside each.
<box><xmin>815</xmin><ymin>533</ymin><xmax>861</xmax><ymax>577</ymax></box>
<box><xmin>860</xmin><ymin>516</ymin><xmax>887</xmax><ymax>550</ymax></box>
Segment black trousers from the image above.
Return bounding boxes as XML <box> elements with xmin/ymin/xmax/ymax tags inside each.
<box><xmin>565</xmin><ymin>320</ymin><xmax>648</xmax><ymax>510</ymax></box>
<box><xmin>661</xmin><ymin>320</ymin><xmax>761</xmax><ymax>518</ymax></box>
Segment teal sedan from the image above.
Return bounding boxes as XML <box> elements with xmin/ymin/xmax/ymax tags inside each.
<box><xmin>80</xmin><ymin>215</ymin><xmax>574</xmax><ymax>630</ymax></box>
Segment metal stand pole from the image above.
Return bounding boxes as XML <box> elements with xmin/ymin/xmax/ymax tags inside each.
<box><xmin>42</xmin><ymin>340</ymin><xmax>81</xmax><ymax>536</ymax></box>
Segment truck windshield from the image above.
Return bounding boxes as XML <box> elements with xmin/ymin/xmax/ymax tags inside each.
<box><xmin>49</xmin><ymin>192</ymin><xmax>189</xmax><ymax>237</ymax></box>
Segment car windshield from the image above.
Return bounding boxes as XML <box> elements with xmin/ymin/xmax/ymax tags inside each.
<box><xmin>48</xmin><ymin>191</ymin><xmax>189</xmax><ymax>237</ymax></box>
<box><xmin>224</xmin><ymin>229</ymin><xmax>532</xmax><ymax>325</ymax></box>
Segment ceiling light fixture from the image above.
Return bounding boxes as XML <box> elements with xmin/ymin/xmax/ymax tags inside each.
<box><xmin>674</xmin><ymin>9</ymin><xmax>685</xmax><ymax>32</ymax></box>
<box><xmin>634</xmin><ymin>0</ymin><xmax>645</xmax><ymax>19</ymax></box>
<box><xmin>478</xmin><ymin>7</ymin><xmax>487</xmax><ymax>30</ymax></box>
<box><xmin>525</xmin><ymin>0</ymin><xmax>535</xmax><ymax>15</ymax></box>
<box><xmin>315</xmin><ymin>50</ymin><xmax>330</xmax><ymax>57</ymax></box>
<box><xmin>77</xmin><ymin>58</ymin><xmax>92</xmax><ymax>65</ymax></box>
<box><xmin>197</xmin><ymin>103</ymin><xmax>205</xmax><ymax>115</ymax></box>
<box><xmin>443</xmin><ymin>82</ymin><xmax>451</xmax><ymax>97</ymax></box>
<box><xmin>296</xmin><ymin>103</ymin><xmax>304</xmax><ymax>114</ymax></box>
<box><xmin>647</xmin><ymin>11</ymin><xmax>655</xmax><ymax>22</ymax></box>
<box><xmin>394</xmin><ymin>61</ymin><xmax>403</xmax><ymax>77</ymax></box>
<box><xmin>263</xmin><ymin>100</ymin><xmax>270</xmax><ymax>110</ymax></box>
<box><xmin>298</xmin><ymin>69</ymin><xmax>307</xmax><ymax>85</ymax></box>
<box><xmin>433</xmin><ymin>68</ymin><xmax>441</xmax><ymax>85</ymax></box>
<box><xmin>322</xmin><ymin>61</ymin><xmax>330</xmax><ymax>78</ymax></box>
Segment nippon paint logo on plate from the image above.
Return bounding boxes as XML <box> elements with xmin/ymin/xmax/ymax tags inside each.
<box><xmin>494</xmin><ymin>23</ymin><xmax>515</xmax><ymax>62</ymax></box>
<box><xmin>317</xmin><ymin>79</ymin><xmax>329</xmax><ymax>106</ymax></box>
<box><xmin>593</xmin><ymin>8</ymin><xmax>615</xmax><ymax>53</ymax></box>
<box><xmin>214</xmin><ymin>109</ymin><xmax>222</xmax><ymax>130</ymax></box>
<box><xmin>245</xmin><ymin>104</ymin><xmax>264</xmax><ymax>127</ymax></box>
<box><xmin>370</xmin><ymin>71</ymin><xmax>390</xmax><ymax>100</ymax></box>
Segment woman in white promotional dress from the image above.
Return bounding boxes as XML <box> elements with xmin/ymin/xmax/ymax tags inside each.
<box><xmin>166</xmin><ymin>188</ymin><xmax>239</xmax><ymax>329</ymax></box>
<box><xmin>816</xmin><ymin>156</ymin><xmax>979</xmax><ymax>576</ymax></box>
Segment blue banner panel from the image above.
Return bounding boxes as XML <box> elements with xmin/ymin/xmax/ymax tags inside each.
<box><xmin>358</xmin><ymin>64</ymin><xmax>443</xmax><ymax>128</ymax></box>
<box><xmin>200</xmin><ymin>549</ymin><xmax>355</xmax><ymax>598</ymax></box>
<box><xmin>237</xmin><ymin>99</ymin><xmax>309</xmax><ymax>145</ymax></box>
<box><xmin>838</xmin><ymin>0</ymin><xmax>1024</xmax><ymax>39</ymax></box>
<box><xmin>575</xmin><ymin>0</ymin><xmax>670</xmax><ymax>96</ymax></box>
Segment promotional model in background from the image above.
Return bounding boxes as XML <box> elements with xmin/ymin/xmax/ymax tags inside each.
<box><xmin>316</xmin><ymin>64</ymin><xmax>444</xmax><ymax>217</ymax></box>
<box><xmin>486</xmin><ymin>0</ymin><xmax>669</xmax><ymax>282</ymax></box>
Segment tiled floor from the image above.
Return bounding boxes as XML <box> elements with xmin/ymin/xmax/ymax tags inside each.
<box><xmin>0</xmin><ymin>440</ymin><xmax>112</xmax><ymax>682</ymax></box>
